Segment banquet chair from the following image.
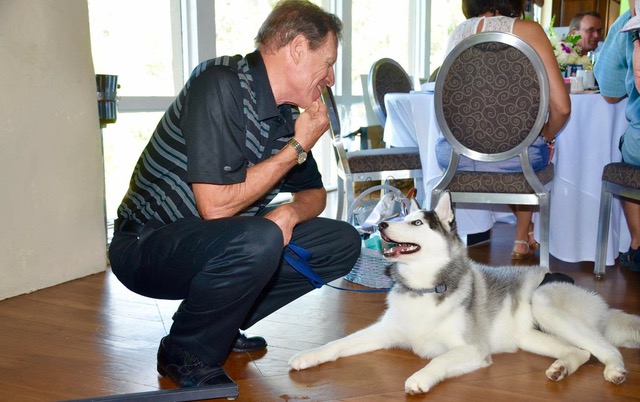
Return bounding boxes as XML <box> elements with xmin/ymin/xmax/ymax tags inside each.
<box><xmin>321</xmin><ymin>86</ymin><xmax>423</xmax><ymax>221</ymax></box>
<box><xmin>367</xmin><ymin>58</ymin><xmax>413</xmax><ymax>126</ymax></box>
<box><xmin>428</xmin><ymin>66</ymin><xmax>440</xmax><ymax>82</ymax></box>
<box><xmin>594</xmin><ymin>162</ymin><xmax>640</xmax><ymax>278</ymax></box>
<box><xmin>431</xmin><ymin>32</ymin><xmax>553</xmax><ymax>268</ymax></box>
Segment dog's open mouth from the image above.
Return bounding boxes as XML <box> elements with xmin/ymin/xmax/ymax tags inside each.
<box><xmin>380</xmin><ymin>233</ymin><xmax>420</xmax><ymax>258</ymax></box>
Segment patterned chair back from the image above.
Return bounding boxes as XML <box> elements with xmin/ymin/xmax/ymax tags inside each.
<box><xmin>368</xmin><ymin>58</ymin><xmax>413</xmax><ymax>126</ymax></box>
<box><xmin>431</xmin><ymin>32</ymin><xmax>553</xmax><ymax>268</ymax></box>
<box><xmin>435</xmin><ymin>33</ymin><xmax>549</xmax><ymax>162</ymax></box>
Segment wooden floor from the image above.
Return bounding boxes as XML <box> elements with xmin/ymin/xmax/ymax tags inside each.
<box><xmin>1</xmin><ymin>222</ymin><xmax>639</xmax><ymax>401</ymax></box>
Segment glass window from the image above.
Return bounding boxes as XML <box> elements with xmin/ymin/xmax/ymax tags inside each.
<box><xmin>102</xmin><ymin>113</ymin><xmax>162</xmax><ymax>221</ymax></box>
<box><xmin>214</xmin><ymin>0</ymin><xmax>322</xmax><ymax>56</ymax></box>
<box><xmin>88</xmin><ymin>0</ymin><xmax>181</xmax><ymax>97</ymax></box>
<box><xmin>214</xmin><ymin>0</ymin><xmax>278</xmax><ymax>56</ymax></box>
<box><xmin>351</xmin><ymin>0</ymin><xmax>411</xmax><ymax>97</ymax></box>
<box><xmin>430</xmin><ymin>0</ymin><xmax>465</xmax><ymax>75</ymax></box>
<box><xmin>89</xmin><ymin>0</ymin><xmax>182</xmax><ymax>223</ymax></box>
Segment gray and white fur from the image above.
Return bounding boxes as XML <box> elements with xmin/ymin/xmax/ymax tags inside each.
<box><xmin>289</xmin><ymin>192</ymin><xmax>640</xmax><ymax>394</ymax></box>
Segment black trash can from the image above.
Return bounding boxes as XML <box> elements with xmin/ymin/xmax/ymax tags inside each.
<box><xmin>96</xmin><ymin>74</ymin><xmax>118</xmax><ymax>126</ymax></box>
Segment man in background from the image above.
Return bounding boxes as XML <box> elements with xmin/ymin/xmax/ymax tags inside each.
<box><xmin>569</xmin><ymin>11</ymin><xmax>604</xmax><ymax>56</ymax></box>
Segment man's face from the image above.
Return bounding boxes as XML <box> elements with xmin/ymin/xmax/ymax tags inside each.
<box><xmin>292</xmin><ymin>33</ymin><xmax>337</xmax><ymax>108</ymax></box>
<box><xmin>576</xmin><ymin>15</ymin><xmax>603</xmax><ymax>53</ymax></box>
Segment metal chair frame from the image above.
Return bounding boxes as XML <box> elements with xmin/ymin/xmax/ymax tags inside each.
<box><xmin>367</xmin><ymin>58</ymin><xmax>413</xmax><ymax>126</ymax></box>
<box><xmin>431</xmin><ymin>32</ymin><xmax>552</xmax><ymax>267</ymax></box>
<box><xmin>321</xmin><ymin>86</ymin><xmax>423</xmax><ymax>221</ymax></box>
<box><xmin>594</xmin><ymin>164</ymin><xmax>640</xmax><ymax>278</ymax></box>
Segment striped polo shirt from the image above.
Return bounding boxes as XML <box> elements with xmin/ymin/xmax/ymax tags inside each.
<box><xmin>115</xmin><ymin>50</ymin><xmax>323</xmax><ymax>227</ymax></box>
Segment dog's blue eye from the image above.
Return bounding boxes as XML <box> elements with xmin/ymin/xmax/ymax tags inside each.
<box><xmin>412</xmin><ymin>220</ymin><xmax>423</xmax><ymax>226</ymax></box>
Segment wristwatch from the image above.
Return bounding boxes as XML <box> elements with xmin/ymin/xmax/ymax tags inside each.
<box><xmin>632</xmin><ymin>29</ymin><xmax>640</xmax><ymax>43</ymax></box>
<box><xmin>288</xmin><ymin>138</ymin><xmax>307</xmax><ymax>165</ymax></box>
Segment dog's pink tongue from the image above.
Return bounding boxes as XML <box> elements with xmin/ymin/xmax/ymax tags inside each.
<box><xmin>383</xmin><ymin>245</ymin><xmax>408</xmax><ymax>258</ymax></box>
<box><xmin>383</xmin><ymin>248</ymin><xmax>399</xmax><ymax>258</ymax></box>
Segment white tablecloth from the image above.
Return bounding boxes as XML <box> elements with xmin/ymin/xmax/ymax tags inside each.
<box><xmin>384</xmin><ymin>91</ymin><xmax>630</xmax><ymax>265</ymax></box>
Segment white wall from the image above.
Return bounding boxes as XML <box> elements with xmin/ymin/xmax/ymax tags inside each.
<box><xmin>0</xmin><ymin>1</ymin><xmax>107</xmax><ymax>300</ymax></box>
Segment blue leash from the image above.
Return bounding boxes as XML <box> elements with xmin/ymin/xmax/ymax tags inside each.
<box><xmin>284</xmin><ymin>243</ymin><xmax>391</xmax><ymax>293</ymax></box>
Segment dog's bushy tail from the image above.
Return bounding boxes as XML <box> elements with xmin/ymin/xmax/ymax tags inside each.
<box><xmin>605</xmin><ymin>310</ymin><xmax>640</xmax><ymax>348</ymax></box>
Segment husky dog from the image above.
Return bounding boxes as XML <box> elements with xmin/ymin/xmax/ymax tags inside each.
<box><xmin>288</xmin><ymin>192</ymin><xmax>640</xmax><ymax>395</ymax></box>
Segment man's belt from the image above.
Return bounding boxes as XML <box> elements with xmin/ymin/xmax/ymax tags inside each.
<box><xmin>114</xmin><ymin>219</ymin><xmax>145</xmax><ymax>235</ymax></box>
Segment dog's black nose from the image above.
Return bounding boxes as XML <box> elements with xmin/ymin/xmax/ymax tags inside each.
<box><xmin>378</xmin><ymin>222</ymin><xmax>388</xmax><ymax>230</ymax></box>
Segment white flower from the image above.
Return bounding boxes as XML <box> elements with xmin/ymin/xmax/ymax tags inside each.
<box><xmin>547</xmin><ymin>17</ymin><xmax>593</xmax><ymax>71</ymax></box>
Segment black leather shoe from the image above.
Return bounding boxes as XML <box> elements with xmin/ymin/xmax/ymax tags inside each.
<box><xmin>157</xmin><ymin>336</ymin><xmax>236</xmax><ymax>388</ymax></box>
<box><xmin>231</xmin><ymin>332</ymin><xmax>267</xmax><ymax>353</ymax></box>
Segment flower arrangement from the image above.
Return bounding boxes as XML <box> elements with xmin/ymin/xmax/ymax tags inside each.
<box><xmin>547</xmin><ymin>16</ymin><xmax>592</xmax><ymax>74</ymax></box>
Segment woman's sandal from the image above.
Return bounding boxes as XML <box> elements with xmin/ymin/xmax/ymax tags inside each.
<box><xmin>619</xmin><ymin>247</ymin><xmax>640</xmax><ymax>272</ymax></box>
<box><xmin>511</xmin><ymin>240</ymin><xmax>533</xmax><ymax>260</ymax></box>
<box><xmin>528</xmin><ymin>231</ymin><xmax>540</xmax><ymax>251</ymax></box>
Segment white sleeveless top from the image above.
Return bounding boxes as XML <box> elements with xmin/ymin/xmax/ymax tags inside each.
<box><xmin>446</xmin><ymin>16</ymin><xmax>516</xmax><ymax>54</ymax></box>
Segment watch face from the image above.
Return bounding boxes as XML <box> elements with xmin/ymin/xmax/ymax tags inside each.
<box><xmin>297</xmin><ymin>152</ymin><xmax>307</xmax><ymax>164</ymax></box>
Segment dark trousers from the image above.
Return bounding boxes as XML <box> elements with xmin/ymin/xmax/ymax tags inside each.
<box><xmin>108</xmin><ymin>215</ymin><xmax>361</xmax><ymax>366</ymax></box>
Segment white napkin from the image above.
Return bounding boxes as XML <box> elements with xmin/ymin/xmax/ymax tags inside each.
<box><xmin>419</xmin><ymin>82</ymin><xmax>435</xmax><ymax>93</ymax></box>
<box><xmin>362</xmin><ymin>192</ymin><xmax>405</xmax><ymax>229</ymax></box>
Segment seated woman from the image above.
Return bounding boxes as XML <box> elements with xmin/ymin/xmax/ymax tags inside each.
<box><xmin>435</xmin><ymin>0</ymin><xmax>571</xmax><ymax>260</ymax></box>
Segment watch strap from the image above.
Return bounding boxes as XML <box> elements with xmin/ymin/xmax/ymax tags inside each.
<box><xmin>287</xmin><ymin>138</ymin><xmax>307</xmax><ymax>164</ymax></box>
<box><xmin>288</xmin><ymin>138</ymin><xmax>305</xmax><ymax>154</ymax></box>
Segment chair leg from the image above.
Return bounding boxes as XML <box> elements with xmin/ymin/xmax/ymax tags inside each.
<box><xmin>538</xmin><ymin>194</ymin><xmax>550</xmax><ymax>269</ymax></box>
<box><xmin>336</xmin><ymin>177</ymin><xmax>345</xmax><ymax>221</ymax></box>
<box><xmin>430</xmin><ymin>189</ymin><xmax>441</xmax><ymax>212</ymax></box>
<box><xmin>594</xmin><ymin>185</ymin><xmax>613</xmax><ymax>278</ymax></box>
<box><xmin>346</xmin><ymin>178</ymin><xmax>356</xmax><ymax>225</ymax></box>
<box><xmin>413</xmin><ymin>177</ymin><xmax>425</xmax><ymax>208</ymax></box>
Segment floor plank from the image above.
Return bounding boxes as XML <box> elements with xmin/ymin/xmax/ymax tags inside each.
<box><xmin>0</xmin><ymin>221</ymin><xmax>638</xmax><ymax>401</ymax></box>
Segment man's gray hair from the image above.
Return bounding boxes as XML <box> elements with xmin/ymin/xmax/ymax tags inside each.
<box><xmin>255</xmin><ymin>0</ymin><xmax>343</xmax><ymax>53</ymax></box>
<box><xmin>569</xmin><ymin>11</ymin><xmax>602</xmax><ymax>32</ymax></box>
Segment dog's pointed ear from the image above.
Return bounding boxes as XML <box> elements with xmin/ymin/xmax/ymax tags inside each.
<box><xmin>408</xmin><ymin>197</ymin><xmax>421</xmax><ymax>214</ymax></box>
<box><xmin>434</xmin><ymin>191</ymin><xmax>455</xmax><ymax>226</ymax></box>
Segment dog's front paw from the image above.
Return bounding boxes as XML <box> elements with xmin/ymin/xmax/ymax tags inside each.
<box><xmin>604</xmin><ymin>365</ymin><xmax>626</xmax><ymax>384</ymax></box>
<box><xmin>545</xmin><ymin>360</ymin><xmax>569</xmax><ymax>381</ymax></box>
<box><xmin>404</xmin><ymin>373</ymin><xmax>432</xmax><ymax>395</ymax></box>
<box><xmin>288</xmin><ymin>349</ymin><xmax>329</xmax><ymax>371</ymax></box>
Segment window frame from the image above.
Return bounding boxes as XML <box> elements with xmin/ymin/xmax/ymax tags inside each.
<box><xmin>110</xmin><ymin>0</ymin><xmax>433</xmax><ymax>188</ymax></box>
